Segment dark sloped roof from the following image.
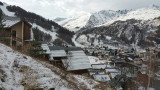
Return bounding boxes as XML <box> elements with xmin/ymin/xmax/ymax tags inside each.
<box><xmin>40</xmin><ymin>41</ymin><xmax>48</xmax><ymax>44</ymax></box>
<box><xmin>66</xmin><ymin>47</ymin><xmax>82</xmax><ymax>51</ymax></box>
<box><xmin>49</xmin><ymin>46</ymin><xmax>65</xmax><ymax>50</ymax></box>
<box><xmin>48</xmin><ymin>46</ymin><xmax>82</xmax><ymax>51</ymax></box>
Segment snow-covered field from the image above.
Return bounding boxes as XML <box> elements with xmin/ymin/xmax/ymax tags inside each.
<box><xmin>0</xmin><ymin>43</ymin><xmax>102</xmax><ymax>90</ymax></box>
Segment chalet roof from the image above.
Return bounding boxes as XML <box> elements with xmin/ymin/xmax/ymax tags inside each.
<box><xmin>40</xmin><ymin>41</ymin><xmax>48</xmax><ymax>44</ymax></box>
<box><xmin>65</xmin><ymin>47</ymin><xmax>82</xmax><ymax>51</ymax></box>
<box><xmin>3</xmin><ymin>16</ymin><xmax>32</xmax><ymax>28</ymax></box>
<box><xmin>49</xmin><ymin>46</ymin><xmax>65</xmax><ymax>50</ymax></box>
<box><xmin>91</xmin><ymin>64</ymin><xmax>106</xmax><ymax>69</ymax></box>
<box><xmin>93</xmin><ymin>74</ymin><xmax>110</xmax><ymax>82</ymax></box>
<box><xmin>50</xmin><ymin>50</ymin><xmax>67</xmax><ymax>58</ymax></box>
<box><xmin>62</xmin><ymin>50</ymin><xmax>91</xmax><ymax>71</ymax></box>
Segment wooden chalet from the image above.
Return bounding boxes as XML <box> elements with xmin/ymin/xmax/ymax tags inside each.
<box><xmin>1</xmin><ymin>16</ymin><xmax>32</xmax><ymax>49</ymax></box>
<box><xmin>10</xmin><ymin>20</ymin><xmax>32</xmax><ymax>49</ymax></box>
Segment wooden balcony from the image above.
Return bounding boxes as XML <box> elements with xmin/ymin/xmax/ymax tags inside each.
<box><xmin>12</xmin><ymin>36</ymin><xmax>22</xmax><ymax>42</ymax></box>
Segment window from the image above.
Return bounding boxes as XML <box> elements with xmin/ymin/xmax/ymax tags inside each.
<box><xmin>12</xmin><ymin>30</ymin><xmax>16</xmax><ymax>37</ymax></box>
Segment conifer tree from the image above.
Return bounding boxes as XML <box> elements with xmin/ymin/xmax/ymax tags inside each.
<box><xmin>0</xmin><ymin>9</ymin><xmax>5</xmax><ymax>31</ymax></box>
<box><xmin>28</xmin><ymin>41</ymin><xmax>44</xmax><ymax>58</ymax></box>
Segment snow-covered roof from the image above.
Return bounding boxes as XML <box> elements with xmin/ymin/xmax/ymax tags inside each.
<box><xmin>47</xmin><ymin>46</ymin><xmax>67</xmax><ymax>59</ymax></box>
<box><xmin>62</xmin><ymin>50</ymin><xmax>91</xmax><ymax>71</ymax></box>
<box><xmin>3</xmin><ymin>16</ymin><xmax>21</xmax><ymax>27</ymax></box>
<box><xmin>66</xmin><ymin>47</ymin><xmax>82</xmax><ymax>51</ymax></box>
<box><xmin>105</xmin><ymin>68</ymin><xmax>119</xmax><ymax>73</ymax></box>
<box><xmin>91</xmin><ymin>64</ymin><xmax>106</xmax><ymax>69</ymax></box>
<box><xmin>93</xmin><ymin>74</ymin><xmax>110</xmax><ymax>82</ymax></box>
<box><xmin>49</xmin><ymin>46</ymin><xmax>65</xmax><ymax>50</ymax></box>
<box><xmin>88</xmin><ymin>56</ymin><xmax>105</xmax><ymax>64</ymax></box>
<box><xmin>50</xmin><ymin>50</ymin><xmax>67</xmax><ymax>58</ymax></box>
<box><xmin>41</xmin><ymin>44</ymin><xmax>51</xmax><ymax>54</ymax></box>
<box><xmin>3</xmin><ymin>16</ymin><xmax>32</xmax><ymax>28</ymax></box>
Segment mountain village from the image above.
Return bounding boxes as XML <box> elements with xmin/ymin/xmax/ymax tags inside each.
<box><xmin>0</xmin><ymin>1</ymin><xmax>160</xmax><ymax>90</ymax></box>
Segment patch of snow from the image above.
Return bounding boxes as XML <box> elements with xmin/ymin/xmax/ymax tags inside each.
<box><xmin>0</xmin><ymin>3</ymin><xmax>15</xmax><ymax>17</ymax></box>
<box><xmin>72</xmin><ymin>35</ymin><xmax>85</xmax><ymax>48</ymax></box>
<box><xmin>32</xmin><ymin>23</ymin><xmax>57</xmax><ymax>41</ymax></box>
<box><xmin>88</xmin><ymin>56</ymin><xmax>105</xmax><ymax>64</ymax></box>
<box><xmin>0</xmin><ymin>43</ymin><xmax>71</xmax><ymax>90</ymax></box>
<box><xmin>106</xmin><ymin>36</ymin><xmax>112</xmax><ymax>40</ymax></box>
<box><xmin>3</xmin><ymin>20</ymin><xmax>20</xmax><ymax>27</ymax></box>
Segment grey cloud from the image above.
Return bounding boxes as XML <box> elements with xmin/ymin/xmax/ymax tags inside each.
<box><xmin>1</xmin><ymin>0</ymin><xmax>160</xmax><ymax>19</ymax></box>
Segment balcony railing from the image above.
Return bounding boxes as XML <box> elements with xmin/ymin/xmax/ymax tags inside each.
<box><xmin>12</xmin><ymin>36</ymin><xmax>22</xmax><ymax>42</ymax></box>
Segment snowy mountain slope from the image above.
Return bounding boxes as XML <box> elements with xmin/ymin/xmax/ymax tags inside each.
<box><xmin>0</xmin><ymin>2</ymin><xmax>15</xmax><ymax>17</ymax></box>
<box><xmin>32</xmin><ymin>23</ymin><xmax>58</xmax><ymax>41</ymax></box>
<box><xmin>86</xmin><ymin>10</ymin><xmax>129</xmax><ymax>28</ymax></box>
<box><xmin>55</xmin><ymin>10</ymin><xmax>129</xmax><ymax>32</ymax></box>
<box><xmin>55</xmin><ymin>13</ymin><xmax>91</xmax><ymax>32</ymax></box>
<box><xmin>0</xmin><ymin>43</ymin><xmax>103</xmax><ymax>90</ymax></box>
<box><xmin>0</xmin><ymin>1</ymin><xmax>74</xmax><ymax>45</ymax></box>
<box><xmin>74</xmin><ymin>5</ymin><xmax>160</xmax><ymax>48</ymax></box>
<box><xmin>103</xmin><ymin>5</ymin><xmax>160</xmax><ymax>26</ymax></box>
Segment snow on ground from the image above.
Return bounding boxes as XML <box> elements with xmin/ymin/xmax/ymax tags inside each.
<box><xmin>73</xmin><ymin>75</ymin><xmax>99</xmax><ymax>89</ymax></box>
<box><xmin>0</xmin><ymin>43</ymin><xmax>71</xmax><ymax>90</ymax></box>
<box><xmin>88</xmin><ymin>56</ymin><xmax>105</xmax><ymax>64</ymax></box>
<box><xmin>72</xmin><ymin>35</ymin><xmax>85</xmax><ymax>48</ymax></box>
<box><xmin>76</xmin><ymin>34</ymin><xmax>88</xmax><ymax>44</ymax></box>
<box><xmin>32</xmin><ymin>23</ymin><xmax>57</xmax><ymax>41</ymax></box>
<box><xmin>0</xmin><ymin>43</ymin><xmax>103</xmax><ymax>90</ymax></box>
<box><xmin>0</xmin><ymin>3</ymin><xmax>15</xmax><ymax>17</ymax></box>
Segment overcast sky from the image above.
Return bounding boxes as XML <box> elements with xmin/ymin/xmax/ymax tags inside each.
<box><xmin>1</xmin><ymin>0</ymin><xmax>160</xmax><ymax>19</ymax></box>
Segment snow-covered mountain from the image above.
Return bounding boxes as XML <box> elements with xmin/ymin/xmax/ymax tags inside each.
<box><xmin>0</xmin><ymin>2</ymin><xmax>74</xmax><ymax>46</ymax></box>
<box><xmin>86</xmin><ymin>10</ymin><xmax>129</xmax><ymax>28</ymax></box>
<box><xmin>75</xmin><ymin>5</ymin><xmax>160</xmax><ymax>49</ymax></box>
<box><xmin>55</xmin><ymin>10</ymin><xmax>129</xmax><ymax>32</ymax></box>
<box><xmin>54</xmin><ymin>13</ymin><xmax>91</xmax><ymax>32</ymax></box>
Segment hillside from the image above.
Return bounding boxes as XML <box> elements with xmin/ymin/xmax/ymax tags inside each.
<box><xmin>75</xmin><ymin>5</ymin><xmax>160</xmax><ymax>48</ymax></box>
<box><xmin>0</xmin><ymin>43</ymin><xmax>104</xmax><ymax>90</ymax></box>
<box><xmin>0</xmin><ymin>2</ymin><xmax>74</xmax><ymax>46</ymax></box>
